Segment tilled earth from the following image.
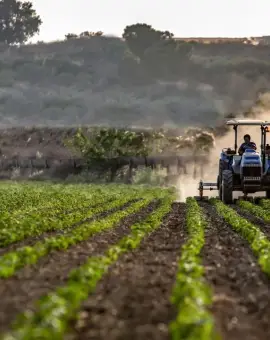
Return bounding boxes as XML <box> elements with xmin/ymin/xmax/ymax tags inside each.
<box><xmin>201</xmin><ymin>203</ymin><xmax>270</xmax><ymax>340</ymax></box>
<box><xmin>1</xmin><ymin>201</ymin><xmax>270</xmax><ymax>339</ymax></box>
<box><xmin>0</xmin><ymin>200</ymin><xmax>159</xmax><ymax>333</ymax></box>
<box><xmin>69</xmin><ymin>203</ymin><xmax>187</xmax><ymax>340</ymax></box>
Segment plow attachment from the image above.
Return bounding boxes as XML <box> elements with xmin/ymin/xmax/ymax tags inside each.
<box><xmin>194</xmin><ymin>180</ymin><xmax>218</xmax><ymax>201</ymax></box>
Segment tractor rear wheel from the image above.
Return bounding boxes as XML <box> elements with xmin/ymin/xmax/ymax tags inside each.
<box><xmin>222</xmin><ymin>170</ymin><xmax>233</xmax><ymax>204</ymax></box>
<box><xmin>266</xmin><ymin>190</ymin><xmax>270</xmax><ymax>199</ymax></box>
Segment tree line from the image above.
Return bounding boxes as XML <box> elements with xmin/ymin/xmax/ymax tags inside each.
<box><xmin>0</xmin><ymin>1</ymin><xmax>189</xmax><ymax>57</ymax></box>
<box><xmin>0</xmin><ymin>0</ymin><xmax>194</xmax><ymax>78</ymax></box>
<box><xmin>1</xmin><ymin>0</ymin><xmax>268</xmax><ymax>82</ymax></box>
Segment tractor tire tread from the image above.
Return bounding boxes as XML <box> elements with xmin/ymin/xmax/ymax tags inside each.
<box><xmin>222</xmin><ymin>170</ymin><xmax>233</xmax><ymax>204</ymax></box>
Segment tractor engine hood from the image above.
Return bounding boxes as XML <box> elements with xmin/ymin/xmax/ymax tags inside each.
<box><xmin>240</xmin><ymin>149</ymin><xmax>262</xmax><ymax>180</ymax></box>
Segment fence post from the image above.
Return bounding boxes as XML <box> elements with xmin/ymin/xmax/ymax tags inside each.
<box><xmin>193</xmin><ymin>160</ymin><xmax>197</xmax><ymax>179</ymax></box>
<box><xmin>177</xmin><ymin>158</ymin><xmax>182</xmax><ymax>175</ymax></box>
<box><xmin>110</xmin><ymin>159</ymin><xmax>118</xmax><ymax>182</ymax></box>
<box><xmin>126</xmin><ymin>158</ymin><xmax>134</xmax><ymax>184</ymax></box>
<box><xmin>200</xmin><ymin>162</ymin><xmax>204</xmax><ymax>179</ymax></box>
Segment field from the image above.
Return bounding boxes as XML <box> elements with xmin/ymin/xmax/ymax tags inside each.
<box><xmin>0</xmin><ymin>182</ymin><xmax>270</xmax><ymax>339</ymax></box>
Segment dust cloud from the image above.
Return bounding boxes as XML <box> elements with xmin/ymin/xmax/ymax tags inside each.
<box><xmin>175</xmin><ymin>92</ymin><xmax>270</xmax><ymax>201</ymax></box>
<box><xmin>175</xmin><ymin>175</ymin><xmax>203</xmax><ymax>202</ymax></box>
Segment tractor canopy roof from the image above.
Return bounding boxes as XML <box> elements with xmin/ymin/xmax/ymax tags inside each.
<box><xmin>226</xmin><ymin>119</ymin><xmax>270</xmax><ymax>126</ymax></box>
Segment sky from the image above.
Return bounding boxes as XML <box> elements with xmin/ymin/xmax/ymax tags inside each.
<box><xmin>31</xmin><ymin>0</ymin><xmax>270</xmax><ymax>42</ymax></box>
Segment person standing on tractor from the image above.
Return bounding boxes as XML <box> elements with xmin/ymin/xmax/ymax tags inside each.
<box><xmin>238</xmin><ymin>134</ymin><xmax>257</xmax><ymax>155</ymax></box>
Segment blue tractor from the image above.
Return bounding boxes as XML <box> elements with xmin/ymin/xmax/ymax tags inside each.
<box><xmin>197</xmin><ymin>119</ymin><xmax>270</xmax><ymax>204</ymax></box>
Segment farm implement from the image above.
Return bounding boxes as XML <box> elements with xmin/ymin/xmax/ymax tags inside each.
<box><xmin>196</xmin><ymin>119</ymin><xmax>270</xmax><ymax>204</ymax></box>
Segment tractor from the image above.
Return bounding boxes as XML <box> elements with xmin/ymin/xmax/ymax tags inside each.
<box><xmin>197</xmin><ymin>119</ymin><xmax>270</xmax><ymax>204</ymax></box>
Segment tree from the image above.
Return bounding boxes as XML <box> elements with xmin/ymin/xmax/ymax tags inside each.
<box><xmin>122</xmin><ymin>23</ymin><xmax>193</xmax><ymax>78</ymax></box>
<box><xmin>143</xmin><ymin>39</ymin><xmax>192</xmax><ymax>77</ymax></box>
<box><xmin>67</xmin><ymin>127</ymin><xmax>161</xmax><ymax>161</ymax></box>
<box><xmin>122</xmin><ymin>23</ymin><xmax>174</xmax><ymax>59</ymax></box>
<box><xmin>65</xmin><ymin>31</ymin><xmax>103</xmax><ymax>40</ymax></box>
<box><xmin>79</xmin><ymin>31</ymin><xmax>103</xmax><ymax>37</ymax></box>
<box><xmin>0</xmin><ymin>0</ymin><xmax>42</xmax><ymax>44</ymax></box>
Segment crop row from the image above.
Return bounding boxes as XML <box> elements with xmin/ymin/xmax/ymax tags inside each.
<box><xmin>0</xmin><ymin>186</ymin><xmax>174</xmax><ymax>278</ymax></box>
<box><xmin>0</xmin><ymin>183</ymin><xmax>170</xmax><ymax>247</ymax></box>
<box><xmin>0</xmin><ymin>183</ymin><xmax>131</xmax><ymax>217</ymax></box>
<box><xmin>0</xmin><ymin>183</ymin><xmax>52</xmax><ymax>213</ymax></box>
<box><xmin>237</xmin><ymin>199</ymin><xmax>270</xmax><ymax>223</ymax></box>
<box><xmin>2</xmin><ymin>194</ymin><xmax>174</xmax><ymax>339</ymax></box>
<box><xmin>0</xmin><ymin>182</ymin><xmax>101</xmax><ymax>213</ymax></box>
<box><xmin>0</xmin><ymin>194</ymin><xmax>154</xmax><ymax>278</ymax></box>
<box><xmin>0</xmin><ymin>194</ymin><xmax>120</xmax><ymax>246</ymax></box>
<box><xmin>211</xmin><ymin>198</ymin><xmax>270</xmax><ymax>277</ymax></box>
<box><xmin>3</xmin><ymin>183</ymin><xmax>270</xmax><ymax>340</ymax></box>
<box><xmin>169</xmin><ymin>198</ymin><xmax>217</xmax><ymax>340</ymax></box>
<box><xmin>0</xmin><ymin>182</ymin><xmax>146</xmax><ymax>216</ymax></box>
<box><xmin>12</xmin><ymin>191</ymin><xmax>111</xmax><ymax>218</ymax></box>
<box><xmin>259</xmin><ymin>198</ymin><xmax>270</xmax><ymax>210</ymax></box>
<box><xmin>16</xmin><ymin>183</ymin><xmax>148</xmax><ymax>216</ymax></box>
<box><xmin>169</xmin><ymin>197</ymin><xmax>270</xmax><ymax>340</ymax></box>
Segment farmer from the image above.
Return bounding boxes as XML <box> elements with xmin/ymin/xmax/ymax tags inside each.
<box><xmin>238</xmin><ymin>134</ymin><xmax>257</xmax><ymax>155</ymax></box>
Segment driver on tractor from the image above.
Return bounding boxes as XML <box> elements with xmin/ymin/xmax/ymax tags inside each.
<box><xmin>238</xmin><ymin>134</ymin><xmax>257</xmax><ymax>155</ymax></box>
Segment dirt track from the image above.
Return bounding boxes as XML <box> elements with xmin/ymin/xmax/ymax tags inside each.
<box><xmin>1</xmin><ymin>201</ymin><xmax>270</xmax><ymax>339</ymax></box>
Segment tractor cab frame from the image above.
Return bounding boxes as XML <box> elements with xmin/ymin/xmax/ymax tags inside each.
<box><xmin>197</xmin><ymin>119</ymin><xmax>270</xmax><ymax>204</ymax></box>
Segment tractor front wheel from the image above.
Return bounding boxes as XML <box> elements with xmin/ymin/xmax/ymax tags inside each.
<box><xmin>222</xmin><ymin>170</ymin><xmax>233</xmax><ymax>204</ymax></box>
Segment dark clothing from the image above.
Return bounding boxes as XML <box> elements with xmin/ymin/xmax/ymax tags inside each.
<box><xmin>238</xmin><ymin>142</ymin><xmax>256</xmax><ymax>155</ymax></box>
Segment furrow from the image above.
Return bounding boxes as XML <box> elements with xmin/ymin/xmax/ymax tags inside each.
<box><xmin>231</xmin><ymin>204</ymin><xmax>270</xmax><ymax>239</ymax></box>
<box><xmin>68</xmin><ymin>203</ymin><xmax>187</xmax><ymax>340</ymax></box>
<box><xmin>1</xmin><ymin>195</ymin><xmax>173</xmax><ymax>339</ymax></box>
<box><xmin>0</xmin><ymin>200</ymin><xmax>159</xmax><ymax>334</ymax></box>
<box><xmin>0</xmin><ymin>196</ymin><xmax>150</xmax><ymax>278</ymax></box>
<box><xmin>202</xmin><ymin>201</ymin><xmax>270</xmax><ymax>340</ymax></box>
<box><xmin>0</xmin><ymin>199</ymin><xmax>138</xmax><ymax>256</ymax></box>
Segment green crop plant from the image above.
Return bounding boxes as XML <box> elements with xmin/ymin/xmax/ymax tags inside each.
<box><xmin>1</xmin><ymin>195</ymin><xmax>174</xmax><ymax>339</ymax></box>
<box><xmin>169</xmin><ymin>197</ymin><xmax>219</xmax><ymax>340</ymax></box>
<box><xmin>211</xmin><ymin>198</ymin><xmax>270</xmax><ymax>277</ymax></box>
<box><xmin>237</xmin><ymin>200</ymin><xmax>270</xmax><ymax>223</ymax></box>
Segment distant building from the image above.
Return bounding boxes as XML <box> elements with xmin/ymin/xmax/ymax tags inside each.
<box><xmin>260</xmin><ymin>36</ymin><xmax>270</xmax><ymax>45</ymax></box>
<box><xmin>121</xmin><ymin>35</ymin><xmax>269</xmax><ymax>45</ymax></box>
<box><xmin>174</xmin><ymin>37</ymin><xmax>246</xmax><ymax>44</ymax></box>
<box><xmin>173</xmin><ymin>36</ymin><xmax>265</xmax><ymax>45</ymax></box>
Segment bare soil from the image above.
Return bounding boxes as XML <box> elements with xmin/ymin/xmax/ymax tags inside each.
<box><xmin>0</xmin><ymin>127</ymin><xmax>74</xmax><ymax>159</ymax></box>
<box><xmin>0</xmin><ymin>198</ymin><xmax>139</xmax><ymax>256</ymax></box>
<box><xmin>68</xmin><ymin>203</ymin><xmax>187</xmax><ymax>340</ymax></box>
<box><xmin>1</xmin><ymin>200</ymin><xmax>270</xmax><ymax>340</ymax></box>
<box><xmin>0</xmin><ymin>200</ymin><xmax>159</xmax><ymax>333</ymax></box>
<box><xmin>231</xmin><ymin>204</ymin><xmax>270</xmax><ymax>238</ymax></box>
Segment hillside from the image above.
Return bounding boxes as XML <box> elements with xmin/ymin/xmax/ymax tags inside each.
<box><xmin>0</xmin><ymin>35</ymin><xmax>270</xmax><ymax>129</ymax></box>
